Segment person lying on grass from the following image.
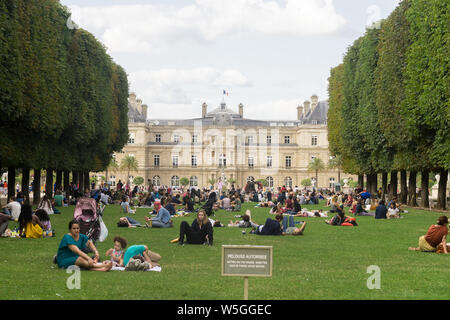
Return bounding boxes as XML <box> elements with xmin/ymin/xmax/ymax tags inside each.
<box><xmin>55</xmin><ymin>219</ymin><xmax>112</xmax><ymax>271</ymax></box>
<box><xmin>250</xmin><ymin>214</ymin><xmax>306</xmax><ymax>236</ymax></box>
<box><xmin>228</xmin><ymin>210</ymin><xmax>259</xmax><ymax>228</ymax></box>
<box><xmin>123</xmin><ymin>244</ymin><xmax>161</xmax><ymax>269</ymax></box>
<box><xmin>408</xmin><ymin>215</ymin><xmax>448</xmax><ymax>254</ymax></box>
<box><xmin>117</xmin><ymin>216</ymin><xmax>143</xmax><ymax>228</ymax></box>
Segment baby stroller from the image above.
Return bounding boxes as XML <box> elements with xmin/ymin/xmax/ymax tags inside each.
<box><xmin>73</xmin><ymin>197</ymin><xmax>102</xmax><ymax>247</ymax></box>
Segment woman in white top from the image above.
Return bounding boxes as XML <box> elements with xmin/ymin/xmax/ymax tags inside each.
<box><xmin>387</xmin><ymin>202</ymin><xmax>400</xmax><ymax>219</ymax></box>
<box><xmin>38</xmin><ymin>195</ymin><xmax>54</xmax><ymax>215</ymax></box>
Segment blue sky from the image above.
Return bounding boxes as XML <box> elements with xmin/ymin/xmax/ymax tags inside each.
<box><xmin>60</xmin><ymin>0</ymin><xmax>400</xmax><ymax>120</ymax></box>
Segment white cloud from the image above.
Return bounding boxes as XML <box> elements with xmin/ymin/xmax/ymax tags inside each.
<box><xmin>129</xmin><ymin>68</ymin><xmax>251</xmax><ymax>104</ymax></box>
<box><xmin>67</xmin><ymin>0</ymin><xmax>346</xmax><ymax>54</ymax></box>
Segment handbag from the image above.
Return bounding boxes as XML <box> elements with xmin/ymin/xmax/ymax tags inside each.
<box><xmin>99</xmin><ymin>216</ymin><xmax>108</xmax><ymax>242</ymax></box>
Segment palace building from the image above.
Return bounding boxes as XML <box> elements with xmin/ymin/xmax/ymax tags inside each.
<box><xmin>107</xmin><ymin>93</ymin><xmax>344</xmax><ymax>190</ymax></box>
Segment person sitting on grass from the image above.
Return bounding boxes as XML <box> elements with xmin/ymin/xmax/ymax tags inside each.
<box><xmin>55</xmin><ymin>219</ymin><xmax>112</xmax><ymax>271</ymax></box>
<box><xmin>120</xmin><ymin>196</ymin><xmax>135</xmax><ymax>214</ymax></box>
<box><xmin>355</xmin><ymin>198</ymin><xmax>374</xmax><ymax>216</ymax></box>
<box><xmin>375</xmin><ymin>200</ymin><xmax>388</xmax><ymax>219</ymax></box>
<box><xmin>408</xmin><ymin>216</ymin><xmax>448</xmax><ymax>254</ymax></box>
<box><xmin>148</xmin><ymin>198</ymin><xmax>172</xmax><ymax>228</ymax></box>
<box><xmin>0</xmin><ymin>212</ymin><xmax>13</xmax><ymax>237</ymax></box>
<box><xmin>18</xmin><ymin>204</ymin><xmax>44</xmax><ymax>238</ymax></box>
<box><xmin>105</xmin><ymin>236</ymin><xmax>127</xmax><ymax>267</ymax></box>
<box><xmin>34</xmin><ymin>209</ymin><xmax>53</xmax><ymax>237</ymax></box>
<box><xmin>387</xmin><ymin>202</ymin><xmax>401</xmax><ymax>219</ymax></box>
<box><xmin>173</xmin><ymin>209</ymin><xmax>213</xmax><ymax>246</ymax></box>
<box><xmin>37</xmin><ymin>195</ymin><xmax>55</xmax><ymax>215</ymax></box>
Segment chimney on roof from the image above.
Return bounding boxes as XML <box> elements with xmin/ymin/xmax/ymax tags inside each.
<box><xmin>202</xmin><ymin>102</ymin><xmax>207</xmax><ymax>118</ymax></box>
<box><xmin>303</xmin><ymin>100</ymin><xmax>311</xmax><ymax>115</ymax></box>
<box><xmin>297</xmin><ymin>105</ymin><xmax>303</xmax><ymax>120</ymax></box>
<box><xmin>239</xmin><ymin>103</ymin><xmax>244</xmax><ymax>118</ymax></box>
<box><xmin>141</xmin><ymin>104</ymin><xmax>148</xmax><ymax>120</ymax></box>
<box><xmin>311</xmin><ymin>94</ymin><xmax>319</xmax><ymax>111</ymax></box>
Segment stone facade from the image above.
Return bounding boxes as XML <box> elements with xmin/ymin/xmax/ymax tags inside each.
<box><xmin>102</xmin><ymin>93</ymin><xmax>352</xmax><ymax>190</ymax></box>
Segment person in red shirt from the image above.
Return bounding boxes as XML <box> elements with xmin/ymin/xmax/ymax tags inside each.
<box><xmin>409</xmin><ymin>216</ymin><xmax>448</xmax><ymax>253</ymax></box>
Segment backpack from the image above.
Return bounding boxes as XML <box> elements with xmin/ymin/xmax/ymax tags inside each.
<box><xmin>341</xmin><ymin>217</ymin><xmax>358</xmax><ymax>227</ymax></box>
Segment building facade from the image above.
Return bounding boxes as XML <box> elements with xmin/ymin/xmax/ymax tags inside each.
<box><xmin>107</xmin><ymin>93</ymin><xmax>346</xmax><ymax>190</ymax></box>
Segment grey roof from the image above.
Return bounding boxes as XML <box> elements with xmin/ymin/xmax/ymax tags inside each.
<box><xmin>127</xmin><ymin>102</ymin><xmax>146</xmax><ymax>122</ymax></box>
<box><xmin>300</xmin><ymin>101</ymin><xmax>328</xmax><ymax>124</ymax></box>
<box><xmin>146</xmin><ymin>100</ymin><xmax>329</xmax><ymax>127</ymax></box>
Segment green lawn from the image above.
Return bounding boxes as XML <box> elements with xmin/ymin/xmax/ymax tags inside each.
<box><xmin>0</xmin><ymin>201</ymin><xmax>448</xmax><ymax>300</ymax></box>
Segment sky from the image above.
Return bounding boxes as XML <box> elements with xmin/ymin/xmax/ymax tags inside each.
<box><xmin>60</xmin><ymin>0</ymin><xmax>401</xmax><ymax>120</ymax></box>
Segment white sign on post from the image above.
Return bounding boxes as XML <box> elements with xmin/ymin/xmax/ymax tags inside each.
<box><xmin>222</xmin><ymin>245</ymin><xmax>273</xmax><ymax>300</ymax></box>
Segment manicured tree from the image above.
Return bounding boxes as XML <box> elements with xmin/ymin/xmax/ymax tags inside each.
<box><xmin>340</xmin><ymin>37</ymin><xmax>373</xmax><ymax>184</ymax></box>
<box><xmin>403</xmin><ymin>0</ymin><xmax>449</xmax><ymax>209</ymax></box>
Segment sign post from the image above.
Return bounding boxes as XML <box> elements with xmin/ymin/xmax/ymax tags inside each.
<box><xmin>221</xmin><ymin>245</ymin><xmax>273</xmax><ymax>300</ymax></box>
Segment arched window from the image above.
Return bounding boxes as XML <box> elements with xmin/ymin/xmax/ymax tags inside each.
<box><xmin>266</xmin><ymin>176</ymin><xmax>274</xmax><ymax>188</ymax></box>
<box><xmin>247</xmin><ymin>176</ymin><xmax>255</xmax><ymax>183</ymax></box>
<box><xmin>190</xmin><ymin>176</ymin><xmax>198</xmax><ymax>187</ymax></box>
<box><xmin>152</xmin><ymin>176</ymin><xmax>161</xmax><ymax>187</ymax></box>
<box><xmin>285</xmin><ymin>177</ymin><xmax>293</xmax><ymax>189</ymax></box>
<box><xmin>171</xmin><ymin>176</ymin><xmax>180</xmax><ymax>187</ymax></box>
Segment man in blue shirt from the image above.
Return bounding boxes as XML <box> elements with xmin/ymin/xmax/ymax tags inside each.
<box><xmin>150</xmin><ymin>199</ymin><xmax>172</xmax><ymax>228</ymax></box>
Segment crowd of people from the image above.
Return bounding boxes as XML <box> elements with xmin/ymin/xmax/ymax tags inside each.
<box><xmin>0</xmin><ymin>179</ymin><xmax>448</xmax><ymax>273</ymax></box>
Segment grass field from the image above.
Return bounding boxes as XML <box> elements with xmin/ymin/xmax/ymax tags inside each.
<box><xmin>0</xmin><ymin>200</ymin><xmax>449</xmax><ymax>300</ymax></box>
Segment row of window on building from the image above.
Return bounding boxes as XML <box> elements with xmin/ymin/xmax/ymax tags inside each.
<box><xmin>107</xmin><ymin>175</ymin><xmax>336</xmax><ymax>189</ymax></box>
<box><xmin>129</xmin><ymin>134</ymin><xmax>319</xmax><ymax>146</ymax></box>
<box><xmin>153</xmin><ymin>154</ymin><xmax>319</xmax><ymax>169</ymax></box>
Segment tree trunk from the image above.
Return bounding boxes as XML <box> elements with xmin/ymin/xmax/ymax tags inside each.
<box><xmin>337</xmin><ymin>168</ymin><xmax>341</xmax><ymax>185</ymax></box>
<box><xmin>105</xmin><ymin>168</ymin><xmax>109</xmax><ymax>189</ymax></box>
<box><xmin>78</xmin><ymin>171</ymin><xmax>85</xmax><ymax>195</ymax></box>
<box><xmin>400</xmin><ymin>170</ymin><xmax>408</xmax><ymax>204</ymax></box>
<box><xmin>436</xmin><ymin>169</ymin><xmax>448</xmax><ymax>210</ymax></box>
<box><xmin>381</xmin><ymin>172</ymin><xmax>388</xmax><ymax>201</ymax></box>
<box><xmin>421</xmin><ymin>170</ymin><xmax>430</xmax><ymax>208</ymax></box>
<box><xmin>358</xmin><ymin>175</ymin><xmax>364</xmax><ymax>189</ymax></box>
<box><xmin>63</xmin><ymin>170</ymin><xmax>70</xmax><ymax>194</ymax></box>
<box><xmin>315</xmin><ymin>170</ymin><xmax>318</xmax><ymax>189</ymax></box>
<box><xmin>407</xmin><ymin>171</ymin><xmax>418</xmax><ymax>207</ymax></box>
<box><xmin>55</xmin><ymin>170</ymin><xmax>62</xmax><ymax>192</ymax></box>
<box><xmin>7</xmin><ymin>167</ymin><xmax>15</xmax><ymax>202</ymax></box>
<box><xmin>366</xmin><ymin>173</ymin><xmax>378</xmax><ymax>195</ymax></box>
<box><xmin>45</xmin><ymin>168</ymin><xmax>54</xmax><ymax>198</ymax></box>
<box><xmin>389</xmin><ymin>170</ymin><xmax>398</xmax><ymax>201</ymax></box>
<box><xmin>21</xmin><ymin>168</ymin><xmax>30</xmax><ymax>204</ymax></box>
<box><xmin>73</xmin><ymin>171</ymin><xmax>79</xmax><ymax>189</ymax></box>
<box><xmin>84</xmin><ymin>172</ymin><xmax>90</xmax><ymax>191</ymax></box>
<box><xmin>33</xmin><ymin>169</ymin><xmax>41</xmax><ymax>205</ymax></box>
